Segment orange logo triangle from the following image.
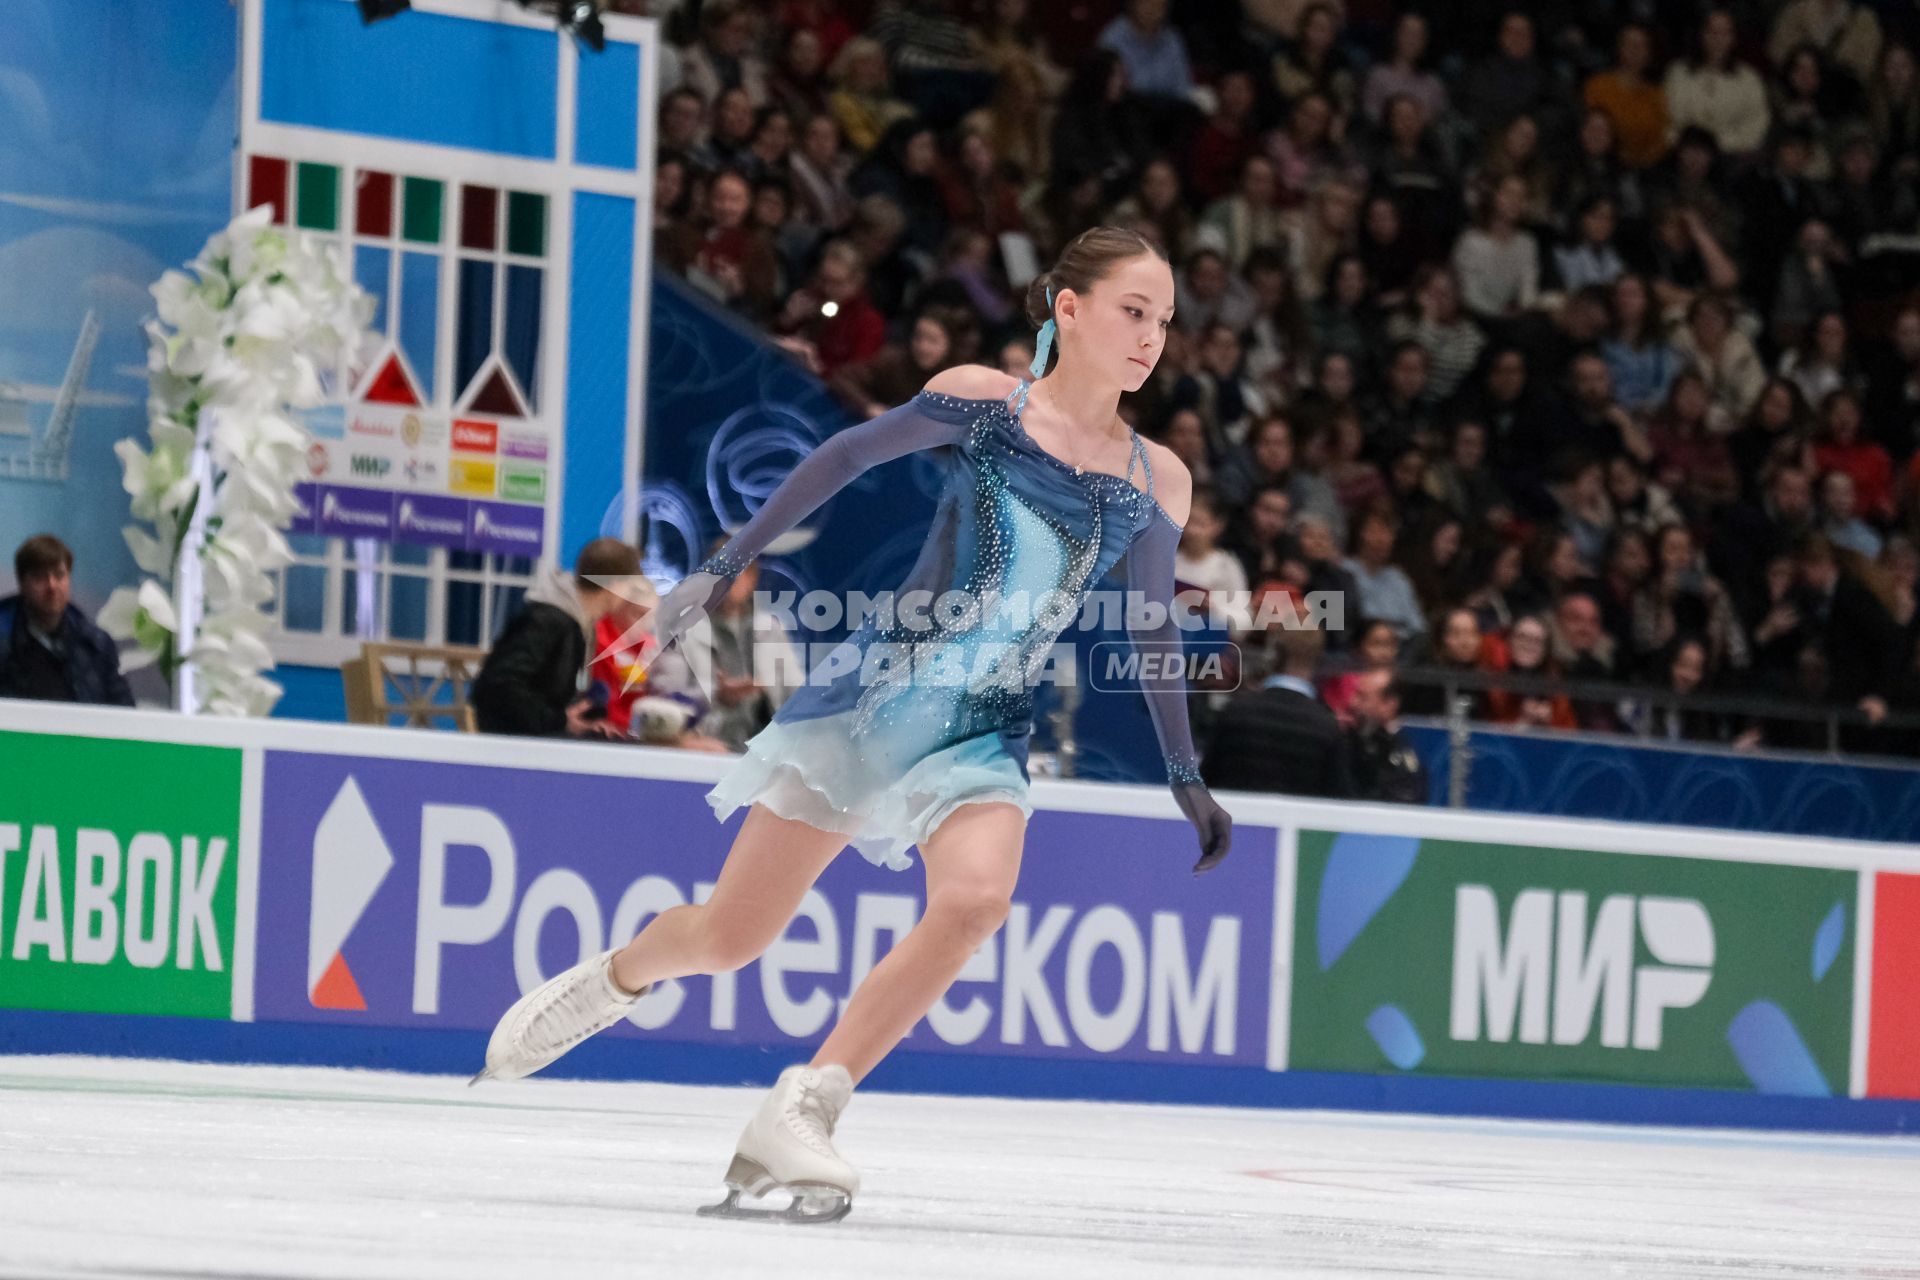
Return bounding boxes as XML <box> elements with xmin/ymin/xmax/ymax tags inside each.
<box><xmin>311</xmin><ymin>950</ymin><xmax>369</xmax><ymax>1010</ymax></box>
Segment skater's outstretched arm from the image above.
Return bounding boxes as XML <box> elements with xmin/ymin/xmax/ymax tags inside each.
<box><xmin>651</xmin><ymin>367</ymin><xmax>1005</xmax><ymax>653</ymax></box>
<box><xmin>1123</xmin><ymin>498</ymin><xmax>1235</xmax><ymax>874</ymax></box>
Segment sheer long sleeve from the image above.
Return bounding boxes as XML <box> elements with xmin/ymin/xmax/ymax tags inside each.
<box><xmin>1124</xmin><ymin>508</ymin><xmax>1235</xmax><ymax>872</ymax></box>
<box><xmin>652</xmin><ymin>391</ymin><xmax>978</xmax><ymax>650</ymax></box>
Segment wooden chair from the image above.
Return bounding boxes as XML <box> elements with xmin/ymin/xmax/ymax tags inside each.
<box><xmin>339</xmin><ymin>642</ymin><xmax>487</xmax><ymax>732</ymax></box>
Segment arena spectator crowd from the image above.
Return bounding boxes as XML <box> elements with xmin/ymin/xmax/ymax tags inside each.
<box><xmin>634</xmin><ymin>0</ymin><xmax>1920</xmax><ymax>762</ymax></box>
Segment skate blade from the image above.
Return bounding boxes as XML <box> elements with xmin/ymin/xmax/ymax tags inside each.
<box><xmin>468</xmin><ymin>1069</ymin><xmax>490</xmax><ymax>1088</ymax></box>
<box><xmin>695</xmin><ymin>1157</ymin><xmax>851</xmax><ymax>1225</ymax></box>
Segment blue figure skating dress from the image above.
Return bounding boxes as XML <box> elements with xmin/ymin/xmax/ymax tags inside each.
<box><xmin>677</xmin><ymin>382</ymin><xmax>1209</xmax><ymax>870</ymax></box>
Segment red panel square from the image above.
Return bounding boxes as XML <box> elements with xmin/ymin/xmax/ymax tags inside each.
<box><xmin>248</xmin><ymin>155</ymin><xmax>288</xmax><ymax>224</ymax></box>
<box><xmin>1868</xmin><ymin>871</ymin><xmax>1920</xmax><ymax>1098</ymax></box>
<box><xmin>355</xmin><ymin>170</ymin><xmax>394</xmax><ymax>238</ymax></box>
<box><xmin>460</xmin><ymin>184</ymin><xmax>498</xmax><ymax>252</ymax></box>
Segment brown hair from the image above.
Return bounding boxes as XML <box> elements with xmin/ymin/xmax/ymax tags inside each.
<box><xmin>15</xmin><ymin>533</ymin><xmax>72</xmax><ymax>583</ymax></box>
<box><xmin>1023</xmin><ymin>225</ymin><xmax>1166</xmax><ymax>375</ymax></box>
<box><xmin>575</xmin><ymin>537</ymin><xmax>641</xmax><ymax>588</ymax></box>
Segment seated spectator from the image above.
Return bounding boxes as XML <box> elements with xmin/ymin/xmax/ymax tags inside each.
<box><xmin>1584</xmin><ymin>23</ymin><xmax>1668</xmax><ymax>170</ymax></box>
<box><xmin>833</xmin><ymin>304</ymin><xmax>966</xmax><ymax>418</ymax></box>
<box><xmin>1550</xmin><ymin>453</ymin><xmax>1618</xmax><ymax>571</ymax></box>
<box><xmin>1402</xmin><ymin>605</ymin><xmax>1488</xmax><ymax>719</ymax></box>
<box><xmin>1344</xmin><ymin>509</ymin><xmax>1426</xmax><ymax>640</ymax></box>
<box><xmin>648</xmin><ymin>553</ymin><xmax>802</xmax><ymax>752</ymax></box>
<box><xmin>1310</xmin><ymin>256</ymin><xmax>1381</xmax><ymax>374</ymax></box>
<box><xmin>1664</xmin><ymin>7</ymin><xmax>1770</xmax><ymax>159</ymax></box>
<box><xmin>1174</xmin><ymin>247</ymin><xmax>1259</xmax><ymax>337</ymax></box>
<box><xmin>473</xmin><ymin>539</ymin><xmax>646</xmax><ymax>738</ymax></box>
<box><xmin>1272</xmin><ymin>3</ymin><xmax>1358</xmax><ymax>117</ymax></box>
<box><xmin>1241</xmin><ymin>246</ymin><xmax>1313</xmax><ymax>402</ymax></box>
<box><xmin>1369</xmin><ymin>94</ymin><xmax>1459</xmax><ymax>265</ymax></box>
<box><xmin>1345</xmin><ymin>668</ymin><xmax>1430</xmax><ymax>803</ymax></box>
<box><xmin>1172</xmin><ymin>323</ymin><xmax>1265</xmax><ymax>452</ymax></box>
<box><xmin>1279</xmin><ymin>176</ymin><xmax>1363</xmax><ymax>305</ymax></box>
<box><xmin>1324</xmin><ymin>407</ymin><xmax>1387</xmax><ymax>516</ymax></box>
<box><xmin>827</xmin><ymin>36</ymin><xmax>914</xmax><ymax>154</ymax></box>
<box><xmin>0</xmin><ymin>535</ymin><xmax>132</xmax><ymax>706</ymax></box>
<box><xmin>1267</xmin><ymin>91</ymin><xmax>1365</xmax><ymax>199</ymax></box>
<box><xmin>660</xmin><ymin>167</ymin><xmax>780</xmax><ymax>322</ymax></box>
<box><xmin>1553</xmin><ymin>195</ymin><xmax>1628</xmax><ymax>294</ymax></box>
<box><xmin>1608</xmin><ymin>454</ymin><xmax>1687</xmax><ymax>540</ymax></box>
<box><xmin>849</xmin><ymin>120</ymin><xmax>949</xmax><ymax>257</ymax></box>
<box><xmin>1219</xmin><ymin>414</ymin><xmax>1346</xmax><ymax>541</ymax></box>
<box><xmin>1649</xmin><ymin>372</ymin><xmax>1741</xmax><ymax>516</ymax></box>
<box><xmin>1602</xmin><ymin>273</ymin><xmax>1683</xmax><ymax>418</ymax></box>
<box><xmin>1729</xmin><ymin>378</ymin><xmax>1817</xmax><ymax>496</ymax></box>
<box><xmin>1812</xmin><ymin>389</ymin><xmax>1895</xmax><ymax>524</ymax></box>
<box><xmin>1710</xmin><ymin>466</ymin><xmax>1819</xmax><ymax>609</ymax></box>
<box><xmin>1780</xmin><ymin>310</ymin><xmax>1867</xmax><ymax>413</ymax></box>
<box><xmin>1618</xmin><ymin>634</ymin><xmax>1731</xmax><ymax>742</ymax></box>
<box><xmin>1321</xmin><ymin>617</ymin><xmax>1401</xmax><ymax>723</ymax></box>
<box><xmin>1671</xmin><ymin>292</ymin><xmax>1766</xmax><ymax>431</ymax></box>
<box><xmin>1109</xmin><ymin>158</ymin><xmax>1195</xmax><ymax>263</ymax></box>
<box><xmin>1769</xmin><ymin>0</ymin><xmax>1882</xmax><ymax>92</ymax></box>
<box><xmin>1097</xmin><ymin>0</ymin><xmax>1195</xmax><ymax>105</ymax></box>
<box><xmin>1633</xmin><ymin>523</ymin><xmax>1750</xmax><ymax>674</ymax></box>
<box><xmin>1402</xmin><ymin>513</ymin><xmax>1468</xmax><ymax>617</ymax></box>
<box><xmin>1186</xmin><ymin>69</ymin><xmax>1260</xmax><ymax>203</ymax></box>
<box><xmin>868</xmin><ymin>0</ymin><xmax>998</xmax><ymax>129</ymax></box>
<box><xmin>1362</xmin><ymin>10</ymin><xmax>1447</xmax><ymax>124</ymax></box>
<box><xmin>1362</xmin><ymin>340</ymin><xmax>1436</xmax><ymax>461</ymax></box>
<box><xmin>1286</xmin><ymin>513</ymin><xmax>1361</xmax><ymax>648</ymax></box>
<box><xmin>1387</xmin><ymin>266</ymin><xmax>1486</xmax><ymax>405</ymax></box>
<box><xmin>1820</xmin><ymin>470</ymin><xmax>1884</xmax><ymax>560</ymax></box>
<box><xmin>1425</xmin><ymin>419</ymin><xmax>1510</xmax><ymax>530</ymax></box>
<box><xmin>1770</xmin><ymin>219</ymin><xmax>1847</xmax><ymax>351</ymax></box>
<box><xmin>1463</xmin><ymin>539</ymin><xmax>1526</xmax><ymax>634</ymax></box>
<box><xmin>773</xmin><ymin>239</ymin><xmax>886</xmax><ymax>376</ymax></box>
<box><xmin>1794</xmin><ymin>532</ymin><xmax>1899</xmax><ymax>722</ymax></box>
<box><xmin>682</xmin><ymin>2</ymin><xmax>771</xmax><ymax>110</ymax></box>
<box><xmin>1201</xmin><ymin>622</ymin><xmax>1354</xmax><ymax>797</ymax></box>
<box><xmin>788</xmin><ymin>113</ymin><xmax>855</xmax><ymax>232</ymax></box>
<box><xmin>1484</xmin><ymin>611</ymin><xmax>1579</xmax><ymax>730</ymax></box>
<box><xmin>1552</xmin><ymin>590</ymin><xmax>1623</xmax><ymax>729</ymax></box>
<box><xmin>1460</xmin><ymin>10</ymin><xmax>1555</xmax><ymax>138</ymax></box>
<box><xmin>1173</xmin><ymin>486</ymin><xmax>1250</xmax><ymax>623</ymax></box>
<box><xmin>1228</xmin><ymin>482</ymin><xmax>1295</xmax><ymax>587</ymax></box>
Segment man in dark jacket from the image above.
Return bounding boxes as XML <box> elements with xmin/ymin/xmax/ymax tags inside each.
<box><xmin>0</xmin><ymin>534</ymin><xmax>133</xmax><ymax>706</ymax></box>
<box><xmin>1346</xmin><ymin>669</ymin><xmax>1430</xmax><ymax>805</ymax></box>
<box><xmin>472</xmin><ymin>538</ymin><xmax>646</xmax><ymax>737</ymax></box>
<box><xmin>1201</xmin><ymin>622</ymin><xmax>1354</xmax><ymax>798</ymax></box>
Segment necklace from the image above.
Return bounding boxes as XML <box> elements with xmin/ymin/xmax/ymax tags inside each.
<box><xmin>1030</xmin><ymin>383</ymin><xmax>1122</xmax><ymax>476</ymax></box>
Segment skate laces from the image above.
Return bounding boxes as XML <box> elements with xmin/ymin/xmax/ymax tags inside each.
<box><xmin>784</xmin><ymin>1073</ymin><xmax>844</xmax><ymax>1156</ymax></box>
<box><xmin>517</xmin><ymin>959</ymin><xmax>622</xmax><ymax>1055</ymax></box>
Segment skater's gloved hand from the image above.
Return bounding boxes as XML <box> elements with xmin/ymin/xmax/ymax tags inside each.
<box><xmin>1173</xmin><ymin>781</ymin><xmax>1232</xmax><ymax>874</ymax></box>
<box><xmin>650</xmin><ymin>570</ymin><xmax>732</xmax><ymax>658</ymax></box>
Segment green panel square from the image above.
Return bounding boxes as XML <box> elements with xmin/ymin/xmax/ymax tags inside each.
<box><xmin>507</xmin><ymin>190</ymin><xmax>546</xmax><ymax>257</ymax></box>
<box><xmin>403</xmin><ymin>176</ymin><xmax>444</xmax><ymax>244</ymax></box>
<box><xmin>295</xmin><ymin>162</ymin><xmax>339</xmax><ymax>231</ymax></box>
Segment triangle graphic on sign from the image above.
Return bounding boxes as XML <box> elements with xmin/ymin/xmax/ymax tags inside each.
<box><xmin>363</xmin><ymin>350</ymin><xmax>423</xmax><ymax>407</ymax></box>
<box><xmin>465</xmin><ymin>357</ymin><xmax>530</xmax><ymax>419</ymax></box>
<box><xmin>311</xmin><ymin>951</ymin><xmax>368</xmax><ymax>1010</ymax></box>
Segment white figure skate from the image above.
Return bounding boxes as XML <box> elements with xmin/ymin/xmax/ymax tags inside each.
<box><xmin>697</xmin><ymin>1063</ymin><xmax>859</xmax><ymax>1224</ymax></box>
<box><xmin>470</xmin><ymin>949</ymin><xmax>649</xmax><ymax>1084</ymax></box>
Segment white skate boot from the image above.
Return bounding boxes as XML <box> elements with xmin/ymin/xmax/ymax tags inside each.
<box><xmin>697</xmin><ymin>1063</ymin><xmax>859</xmax><ymax>1224</ymax></box>
<box><xmin>470</xmin><ymin>949</ymin><xmax>649</xmax><ymax>1084</ymax></box>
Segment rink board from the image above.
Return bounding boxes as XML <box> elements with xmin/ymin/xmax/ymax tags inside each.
<box><xmin>5</xmin><ymin>701</ymin><xmax>1920</xmax><ymax>1134</ymax></box>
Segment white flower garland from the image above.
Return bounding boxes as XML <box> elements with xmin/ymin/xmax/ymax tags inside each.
<box><xmin>102</xmin><ymin>205</ymin><xmax>374</xmax><ymax>716</ymax></box>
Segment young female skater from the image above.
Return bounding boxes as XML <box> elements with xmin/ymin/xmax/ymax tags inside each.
<box><xmin>474</xmin><ymin>227</ymin><xmax>1234</xmax><ymax>1222</ymax></box>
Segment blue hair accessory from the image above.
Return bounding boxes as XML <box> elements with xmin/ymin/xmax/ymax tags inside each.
<box><xmin>1030</xmin><ymin>285</ymin><xmax>1055</xmax><ymax>378</ymax></box>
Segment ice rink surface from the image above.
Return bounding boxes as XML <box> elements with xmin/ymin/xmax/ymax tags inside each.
<box><xmin>2</xmin><ymin>1056</ymin><xmax>1917</xmax><ymax>1280</ymax></box>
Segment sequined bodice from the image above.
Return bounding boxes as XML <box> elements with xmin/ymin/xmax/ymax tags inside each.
<box><xmin>808</xmin><ymin>389</ymin><xmax>1172</xmax><ymax>742</ymax></box>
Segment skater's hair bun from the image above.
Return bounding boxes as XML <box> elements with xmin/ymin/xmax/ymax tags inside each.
<box><xmin>1023</xmin><ymin>226</ymin><xmax>1167</xmax><ymax>333</ymax></box>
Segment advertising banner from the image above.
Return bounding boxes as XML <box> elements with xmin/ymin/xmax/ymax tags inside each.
<box><xmin>255</xmin><ymin>750</ymin><xmax>1275</xmax><ymax>1068</ymax></box>
<box><xmin>1289</xmin><ymin>829</ymin><xmax>1857</xmax><ymax>1094</ymax></box>
<box><xmin>0</xmin><ymin>730</ymin><xmax>242</xmax><ymax>1019</ymax></box>
<box><xmin>1867</xmin><ymin>871</ymin><xmax>1920</xmax><ymax>1099</ymax></box>
<box><xmin>291</xmin><ymin>400</ymin><xmax>547</xmax><ymax>555</ymax></box>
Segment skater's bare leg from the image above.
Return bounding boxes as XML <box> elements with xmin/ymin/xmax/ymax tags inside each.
<box><xmin>811</xmin><ymin>800</ymin><xmax>1025</xmax><ymax>1083</ymax></box>
<box><xmin>609</xmin><ymin>803</ymin><xmax>845</xmax><ymax>993</ymax></box>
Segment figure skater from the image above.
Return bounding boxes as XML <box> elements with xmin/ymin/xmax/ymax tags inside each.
<box><xmin>473</xmin><ymin>227</ymin><xmax>1234</xmax><ymax>1223</ymax></box>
